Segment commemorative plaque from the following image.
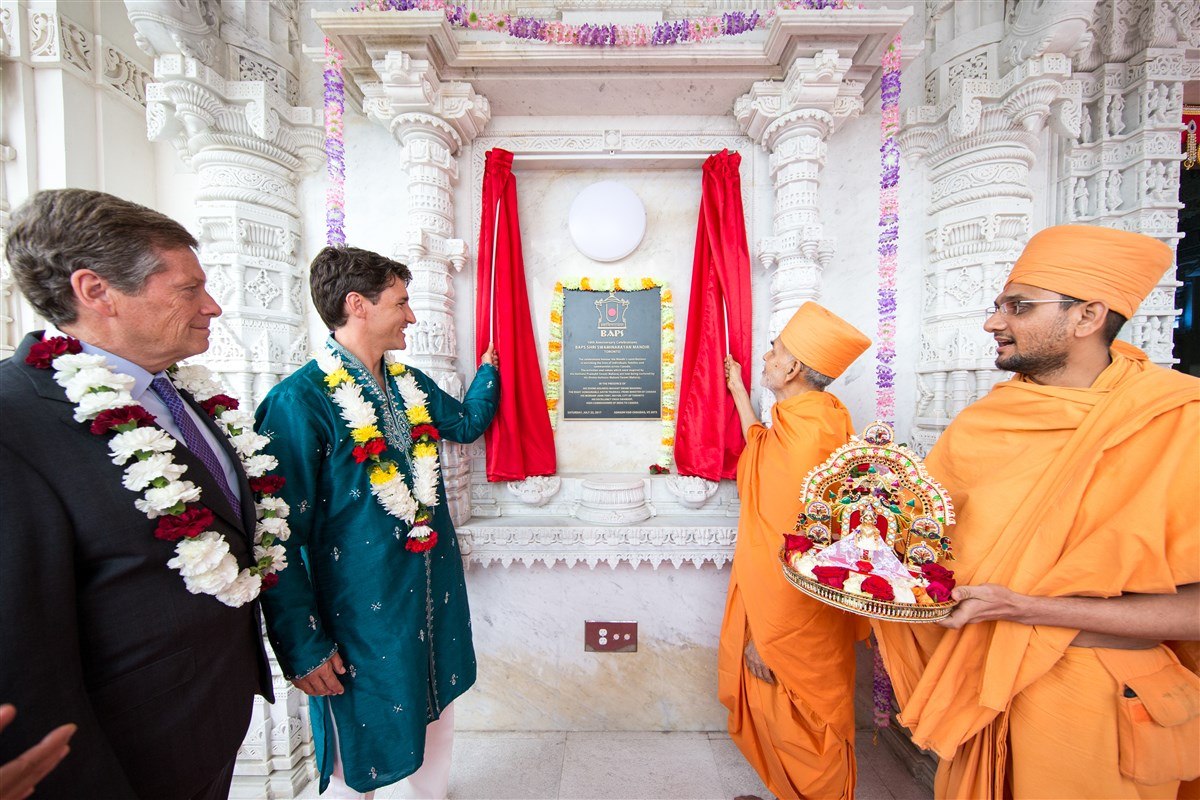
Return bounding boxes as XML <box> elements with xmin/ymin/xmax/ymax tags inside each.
<box><xmin>562</xmin><ymin>288</ymin><xmax>661</xmax><ymax>420</ymax></box>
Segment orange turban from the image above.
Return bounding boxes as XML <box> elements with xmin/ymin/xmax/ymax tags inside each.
<box><xmin>1007</xmin><ymin>225</ymin><xmax>1173</xmax><ymax>318</ymax></box>
<box><xmin>778</xmin><ymin>302</ymin><xmax>871</xmax><ymax>379</ymax></box>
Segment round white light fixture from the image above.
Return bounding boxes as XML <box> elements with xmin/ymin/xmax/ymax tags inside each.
<box><xmin>567</xmin><ymin>181</ymin><xmax>646</xmax><ymax>262</ymax></box>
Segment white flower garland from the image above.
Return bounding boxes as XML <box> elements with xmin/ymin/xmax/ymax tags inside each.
<box><xmin>314</xmin><ymin>343</ymin><xmax>442</xmax><ymax>551</ymax></box>
<box><xmin>42</xmin><ymin>336</ymin><xmax>290</xmax><ymax>607</ymax></box>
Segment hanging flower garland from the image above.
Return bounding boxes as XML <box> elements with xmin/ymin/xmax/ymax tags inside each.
<box><xmin>348</xmin><ymin>0</ymin><xmax>763</xmax><ymax>45</ymax></box>
<box><xmin>324</xmin><ymin>39</ymin><xmax>346</xmax><ymax>247</ymax></box>
<box><xmin>26</xmin><ymin>334</ymin><xmax>291</xmax><ymax>608</ymax></box>
<box><xmin>546</xmin><ymin>277</ymin><xmax>676</xmax><ymax>471</ymax></box>
<box><xmin>872</xmin><ymin>35</ymin><xmax>903</xmax><ymax>733</ymax></box>
<box><xmin>874</xmin><ymin>37</ymin><xmax>901</xmax><ymax>427</ymax></box>
<box><xmin>313</xmin><ymin>345</ymin><xmax>442</xmax><ymax>552</ymax></box>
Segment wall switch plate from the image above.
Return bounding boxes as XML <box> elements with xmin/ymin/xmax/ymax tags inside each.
<box><xmin>584</xmin><ymin>620</ymin><xmax>637</xmax><ymax>652</ymax></box>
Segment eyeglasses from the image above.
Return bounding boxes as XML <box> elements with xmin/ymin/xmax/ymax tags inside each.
<box><xmin>985</xmin><ymin>299</ymin><xmax>1081</xmax><ymax>317</ymax></box>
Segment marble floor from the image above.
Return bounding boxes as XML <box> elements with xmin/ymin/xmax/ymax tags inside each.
<box><xmin>302</xmin><ymin>728</ymin><xmax>927</xmax><ymax>800</ymax></box>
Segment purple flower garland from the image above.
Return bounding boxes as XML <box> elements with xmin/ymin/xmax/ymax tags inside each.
<box><xmin>872</xmin><ymin>35</ymin><xmax>903</xmax><ymax>732</ymax></box>
<box><xmin>323</xmin><ymin>39</ymin><xmax>346</xmax><ymax>247</ymax></box>
<box><xmin>338</xmin><ymin>0</ymin><xmax>860</xmax><ymax>47</ymax></box>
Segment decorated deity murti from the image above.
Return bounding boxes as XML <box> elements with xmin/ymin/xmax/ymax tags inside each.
<box><xmin>781</xmin><ymin>422</ymin><xmax>957</xmax><ymax>622</ymax></box>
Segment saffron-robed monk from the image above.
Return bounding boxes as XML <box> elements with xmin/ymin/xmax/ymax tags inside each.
<box><xmin>718</xmin><ymin>302</ymin><xmax>872</xmax><ymax>800</ymax></box>
<box><xmin>874</xmin><ymin>224</ymin><xmax>1200</xmax><ymax>800</ymax></box>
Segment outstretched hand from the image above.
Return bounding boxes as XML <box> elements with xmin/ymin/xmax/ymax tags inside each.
<box><xmin>938</xmin><ymin>584</ymin><xmax>1029</xmax><ymax>629</ymax></box>
<box><xmin>481</xmin><ymin>341</ymin><xmax>497</xmax><ymax>369</ymax></box>
<box><xmin>292</xmin><ymin>651</ymin><xmax>346</xmax><ymax>697</ymax></box>
<box><xmin>0</xmin><ymin>704</ymin><xmax>76</xmax><ymax>800</ymax></box>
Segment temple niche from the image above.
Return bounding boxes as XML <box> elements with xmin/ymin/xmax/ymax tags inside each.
<box><xmin>0</xmin><ymin>0</ymin><xmax>1194</xmax><ymax>795</ymax></box>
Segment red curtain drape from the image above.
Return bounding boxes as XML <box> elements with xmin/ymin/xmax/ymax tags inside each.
<box><xmin>674</xmin><ymin>149</ymin><xmax>752</xmax><ymax>481</ymax></box>
<box><xmin>475</xmin><ymin>148</ymin><xmax>557</xmax><ymax>481</ymax></box>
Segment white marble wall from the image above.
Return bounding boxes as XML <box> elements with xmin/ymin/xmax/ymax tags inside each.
<box><xmin>457</xmin><ymin>562</ymin><xmax>732</xmax><ymax>731</ymax></box>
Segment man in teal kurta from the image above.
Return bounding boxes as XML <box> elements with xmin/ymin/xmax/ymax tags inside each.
<box><xmin>255</xmin><ymin>246</ymin><xmax>498</xmax><ymax>797</ymax></box>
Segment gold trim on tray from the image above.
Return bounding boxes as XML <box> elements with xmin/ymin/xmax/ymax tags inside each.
<box><xmin>782</xmin><ymin>563</ymin><xmax>956</xmax><ymax>623</ymax></box>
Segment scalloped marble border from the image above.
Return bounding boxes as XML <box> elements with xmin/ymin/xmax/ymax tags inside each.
<box><xmin>458</xmin><ymin>523</ymin><xmax>737</xmax><ymax>569</ymax></box>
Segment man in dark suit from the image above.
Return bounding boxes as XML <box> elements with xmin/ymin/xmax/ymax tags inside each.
<box><xmin>0</xmin><ymin>189</ymin><xmax>273</xmax><ymax>799</ymax></box>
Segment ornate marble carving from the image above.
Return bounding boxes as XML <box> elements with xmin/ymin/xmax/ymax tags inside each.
<box><xmin>459</xmin><ymin>522</ymin><xmax>738</xmax><ymax>570</ymax></box>
<box><xmin>1062</xmin><ymin>0</ymin><xmax>1186</xmax><ymax>363</ymax></box>
<box><xmin>904</xmin><ymin>4</ymin><xmax>1086</xmax><ymax>454</ymax></box>
<box><xmin>125</xmin><ymin>0</ymin><xmax>222</xmax><ymax>70</ymax></box>
<box><xmin>102</xmin><ymin>44</ymin><xmax>152</xmax><ymax>106</ymax></box>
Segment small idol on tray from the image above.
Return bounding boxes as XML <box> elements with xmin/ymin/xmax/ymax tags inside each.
<box><xmin>780</xmin><ymin>422</ymin><xmax>958</xmax><ymax>623</ymax></box>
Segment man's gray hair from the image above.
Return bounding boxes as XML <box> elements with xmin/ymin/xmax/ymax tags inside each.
<box><xmin>798</xmin><ymin>362</ymin><xmax>834</xmax><ymax>390</ymax></box>
<box><xmin>4</xmin><ymin>189</ymin><xmax>198</xmax><ymax>326</ymax></box>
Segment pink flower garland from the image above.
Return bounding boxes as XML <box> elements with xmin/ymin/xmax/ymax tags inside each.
<box><xmin>871</xmin><ymin>35</ymin><xmax>903</xmax><ymax>733</ymax></box>
<box><xmin>324</xmin><ymin>39</ymin><xmax>346</xmax><ymax>248</ymax></box>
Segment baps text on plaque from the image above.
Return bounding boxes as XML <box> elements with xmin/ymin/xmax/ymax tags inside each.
<box><xmin>562</xmin><ymin>288</ymin><xmax>662</xmax><ymax>420</ymax></box>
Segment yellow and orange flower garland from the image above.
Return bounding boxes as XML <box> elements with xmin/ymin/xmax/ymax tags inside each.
<box><xmin>314</xmin><ymin>344</ymin><xmax>441</xmax><ymax>553</ymax></box>
<box><xmin>545</xmin><ymin>277</ymin><xmax>676</xmax><ymax>471</ymax></box>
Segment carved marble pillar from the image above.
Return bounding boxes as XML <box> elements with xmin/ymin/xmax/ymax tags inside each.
<box><xmin>905</xmin><ymin>0</ymin><xmax>1088</xmax><ymax>454</ymax></box>
<box><xmin>362</xmin><ymin>51</ymin><xmax>490</xmax><ymax>526</ymax></box>
<box><xmin>736</xmin><ymin>51</ymin><xmax>864</xmax><ymax>341</ymax></box>
<box><xmin>1062</xmin><ymin>0</ymin><xmax>1198</xmax><ymax>365</ymax></box>
<box><xmin>145</xmin><ymin>56</ymin><xmax>323</xmax><ymax>406</ymax></box>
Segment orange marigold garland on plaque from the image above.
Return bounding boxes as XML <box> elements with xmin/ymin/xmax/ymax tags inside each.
<box><xmin>545</xmin><ymin>277</ymin><xmax>676</xmax><ymax>471</ymax></box>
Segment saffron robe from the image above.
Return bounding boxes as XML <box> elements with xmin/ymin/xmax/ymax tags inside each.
<box><xmin>255</xmin><ymin>341</ymin><xmax>498</xmax><ymax>794</ymax></box>
<box><xmin>874</xmin><ymin>343</ymin><xmax>1200</xmax><ymax>799</ymax></box>
<box><xmin>718</xmin><ymin>391</ymin><xmax>870</xmax><ymax>800</ymax></box>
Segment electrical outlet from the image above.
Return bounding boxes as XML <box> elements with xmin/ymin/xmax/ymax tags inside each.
<box><xmin>584</xmin><ymin>620</ymin><xmax>637</xmax><ymax>652</ymax></box>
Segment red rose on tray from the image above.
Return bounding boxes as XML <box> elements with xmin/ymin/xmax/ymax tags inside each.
<box><xmin>154</xmin><ymin>506</ymin><xmax>215</xmax><ymax>541</ymax></box>
<box><xmin>921</xmin><ymin>562</ymin><xmax>956</xmax><ymax>589</ymax></box>
<box><xmin>924</xmin><ymin>581</ymin><xmax>953</xmax><ymax>603</ymax></box>
<box><xmin>855</xmin><ymin>560</ymin><xmax>874</xmax><ymax>573</ymax></box>
<box><xmin>861</xmin><ymin>574</ymin><xmax>895</xmax><ymax>602</ymax></box>
<box><xmin>784</xmin><ymin>534</ymin><xmax>813</xmax><ymax>554</ymax></box>
<box><xmin>26</xmin><ymin>336</ymin><xmax>82</xmax><ymax>369</ymax></box>
<box><xmin>812</xmin><ymin>566</ymin><xmax>850</xmax><ymax>590</ymax></box>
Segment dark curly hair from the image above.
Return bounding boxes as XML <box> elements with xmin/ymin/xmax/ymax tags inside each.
<box><xmin>308</xmin><ymin>246</ymin><xmax>413</xmax><ymax>329</ymax></box>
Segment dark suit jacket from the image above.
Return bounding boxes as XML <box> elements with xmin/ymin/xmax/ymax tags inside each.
<box><xmin>0</xmin><ymin>333</ymin><xmax>273</xmax><ymax>799</ymax></box>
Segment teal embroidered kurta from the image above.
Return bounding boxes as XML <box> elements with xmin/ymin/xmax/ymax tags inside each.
<box><xmin>254</xmin><ymin>344</ymin><xmax>498</xmax><ymax>793</ymax></box>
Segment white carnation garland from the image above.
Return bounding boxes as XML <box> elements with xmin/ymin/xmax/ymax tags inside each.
<box><xmin>38</xmin><ymin>332</ymin><xmax>290</xmax><ymax>607</ymax></box>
